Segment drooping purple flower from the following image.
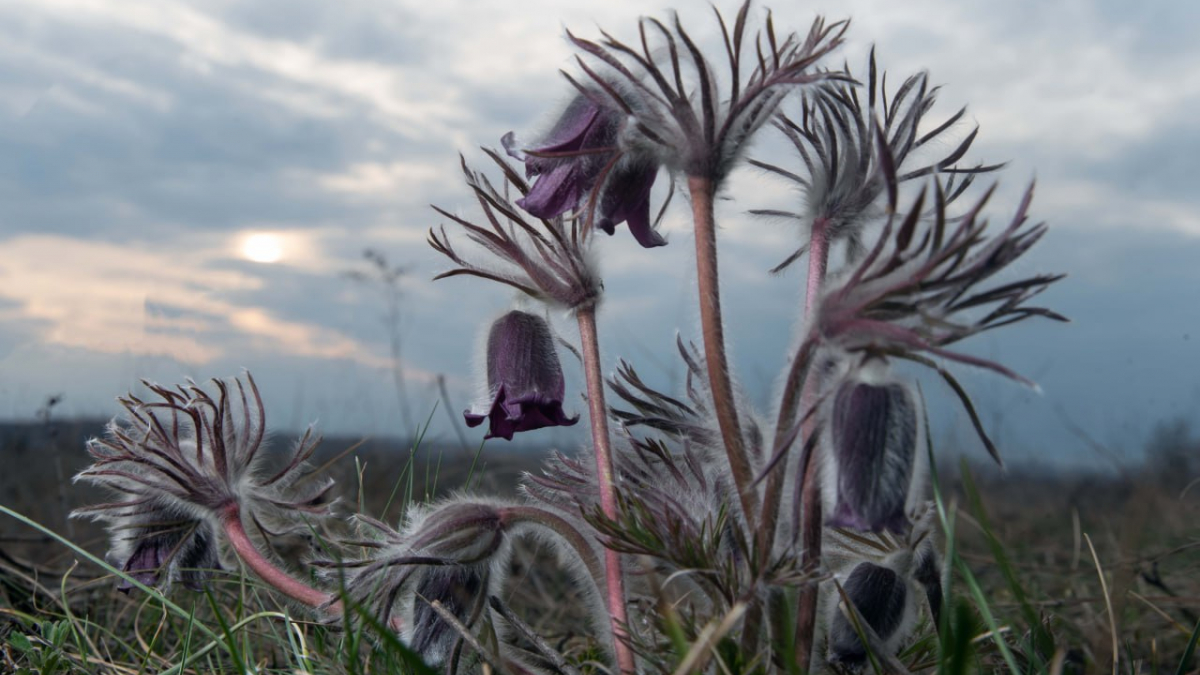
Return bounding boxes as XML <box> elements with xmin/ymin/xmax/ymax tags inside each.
<box><xmin>312</xmin><ymin>499</ymin><xmax>520</xmax><ymax>665</ymax></box>
<box><xmin>503</xmin><ymin>95</ymin><xmax>665</xmax><ymax>248</ymax></box>
<box><xmin>464</xmin><ymin>311</ymin><xmax>579</xmax><ymax>441</ymax></box>
<box><xmin>827</xmin><ymin>372</ymin><xmax>917</xmax><ymax>534</ymax></box>
<box><xmin>828</xmin><ymin>561</ymin><xmax>909</xmax><ymax>666</ymax></box>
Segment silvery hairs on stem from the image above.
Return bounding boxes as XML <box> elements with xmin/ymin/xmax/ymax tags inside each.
<box><xmin>313</xmin><ymin>497</ymin><xmax>611</xmax><ymax>669</ymax></box>
<box><xmin>566</xmin><ymin>1</ymin><xmax>847</xmax><ymax>184</ymax></box>
<box><xmin>523</xmin><ymin>337</ymin><xmax>813</xmax><ymax>622</ymax></box>
<box><xmin>750</xmin><ymin>48</ymin><xmax>1004</xmax><ymax>273</ymax></box>
<box><xmin>72</xmin><ymin>374</ymin><xmax>334</xmax><ymax>592</ymax></box>
<box><xmin>312</xmin><ymin>501</ymin><xmax>510</xmax><ymax>666</ymax></box>
<box><xmin>428</xmin><ymin>149</ymin><xmax>603</xmax><ymax>312</ymax></box>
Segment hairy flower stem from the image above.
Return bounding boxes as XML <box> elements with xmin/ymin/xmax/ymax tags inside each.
<box><xmin>688</xmin><ymin>176</ymin><xmax>758</xmax><ymax>526</ymax></box>
<box><xmin>758</xmin><ymin>216</ymin><xmax>831</xmax><ymax>560</ymax></box>
<box><xmin>792</xmin><ymin>216</ymin><xmax>832</xmax><ymax>671</ymax></box>
<box><xmin>576</xmin><ymin>306</ymin><xmax>635</xmax><ymax>675</ymax></box>
<box><xmin>219</xmin><ymin>505</ymin><xmax>341</xmax><ymax>613</ymax></box>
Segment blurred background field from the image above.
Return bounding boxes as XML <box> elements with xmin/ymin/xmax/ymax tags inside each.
<box><xmin>2</xmin><ymin>413</ymin><xmax>1198</xmax><ymax>673</ymax></box>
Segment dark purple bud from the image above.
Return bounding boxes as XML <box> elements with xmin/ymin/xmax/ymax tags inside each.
<box><xmin>828</xmin><ymin>377</ymin><xmax>918</xmax><ymax>533</ymax></box>
<box><xmin>504</xmin><ymin>95</ymin><xmax>665</xmax><ymax>248</ymax></box>
<box><xmin>829</xmin><ymin>562</ymin><xmax>909</xmax><ymax>666</ymax></box>
<box><xmin>410</xmin><ymin>566</ymin><xmax>483</xmax><ymax>664</ymax></box>
<box><xmin>117</xmin><ymin>524</ymin><xmax>221</xmax><ymax>593</ymax></box>
<box><xmin>464</xmin><ymin>311</ymin><xmax>579</xmax><ymax>441</ymax></box>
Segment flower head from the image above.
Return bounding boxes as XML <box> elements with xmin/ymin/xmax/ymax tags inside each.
<box><xmin>72</xmin><ymin>374</ymin><xmax>335</xmax><ymax>592</ymax></box>
<box><xmin>810</xmin><ymin>182</ymin><xmax>1067</xmax><ymax>463</ymax></box>
<box><xmin>825</xmin><ymin>361</ymin><xmax>918</xmax><ymax>533</ymax></box>
<box><xmin>464</xmin><ymin>310</ymin><xmax>579</xmax><ymax>441</ymax></box>
<box><xmin>429</xmin><ymin>150</ymin><xmax>603</xmax><ymax>310</ymax></box>
<box><xmin>567</xmin><ymin>1</ymin><xmax>846</xmax><ymax>183</ymax></box>
<box><xmin>314</xmin><ymin>499</ymin><xmax>514</xmax><ymax>665</ymax></box>
<box><xmin>113</xmin><ymin>507</ymin><xmax>222</xmax><ymax>593</ymax></box>
<box><xmin>751</xmin><ymin>49</ymin><xmax>1002</xmax><ymax>272</ymax></box>
<box><xmin>503</xmin><ymin>94</ymin><xmax>665</xmax><ymax>248</ymax></box>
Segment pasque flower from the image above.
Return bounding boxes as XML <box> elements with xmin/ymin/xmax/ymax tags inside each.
<box><xmin>567</xmin><ymin>1</ymin><xmax>846</xmax><ymax>183</ymax></box>
<box><xmin>115</xmin><ymin>511</ymin><xmax>222</xmax><ymax>593</ymax></box>
<box><xmin>750</xmin><ymin>49</ymin><xmax>1002</xmax><ymax>272</ymax></box>
<box><xmin>503</xmin><ymin>94</ymin><xmax>665</xmax><ymax>248</ymax></box>
<box><xmin>826</xmin><ymin>362</ymin><xmax>918</xmax><ymax>533</ymax></box>
<box><xmin>810</xmin><ymin>180</ymin><xmax>1067</xmax><ymax>464</ymax></box>
<box><xmin>827</xmin><ymin>560</ymin><xmax>911</xmax><ymax>667</ymax></box>
<box><xmin>72</xmin><ymin>374</ymin><xmax>335</xmax><ymax>593</ymax></box>
<box><xmin>464</xmin><ymin>310</ymin><xmax>579</xmax><ymax>441</ymax></box>
<box><xmin>314</xmin><ymin>500</ymin><xmax>514</xmax><ymax>664</ymax></box>
<box><xmin>429</xmin><ymin>150</ymin><xmax>603</xmax><ymax>310</ymax></box>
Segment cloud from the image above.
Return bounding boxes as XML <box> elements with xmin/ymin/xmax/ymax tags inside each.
<box><xmin>0</xmin><ymin>234</ymin><xmax>398</xmax><ymax>368</ymax></box>
<box><xmin>0</xmin><ymin>0</ymin><xmax>1194</xmax><ymax>463</ymax></box>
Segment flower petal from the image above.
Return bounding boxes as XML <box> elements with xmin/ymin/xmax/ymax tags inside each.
<box><xmin>827</xmin><ymin>379</ymin><xmax>917</xmax><ymax>533</ymax></box>
<box><xmin>597</xmin><ymin>162</ymin><xmax>665</xmax><ymax>248</ymax></box>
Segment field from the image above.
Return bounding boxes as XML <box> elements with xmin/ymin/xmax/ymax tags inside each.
<box><xmin>1</xmin><ymin>418</ymin><xmax>1198</xmax><ymax>674</ymax></box>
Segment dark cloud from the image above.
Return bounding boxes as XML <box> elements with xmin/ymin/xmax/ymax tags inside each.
<box><xmin>196</xmin><ymin>0</ymin><xmax>431</xmax><ymax>65</ymax></box>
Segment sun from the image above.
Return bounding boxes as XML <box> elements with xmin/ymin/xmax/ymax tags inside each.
<box><xmin>241</xmin><ymin>233</ymin><xmax>285</xmax><ymax>264</ymax></box>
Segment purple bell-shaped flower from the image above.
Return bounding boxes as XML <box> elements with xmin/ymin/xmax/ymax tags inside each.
<box><xmin>464</xmin><ymin>311</ymin><xmax>579</xmax><ymax>440</ymax></box>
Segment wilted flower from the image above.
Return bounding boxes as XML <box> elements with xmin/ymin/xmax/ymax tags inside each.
<box><xmin>827</xmin><ymin>560</ymin><xmax>911</xmax><ymax>667</ymax></box>
<box><xmin>567</xmin><ymin>1</ymin><xmax>846</xmax><ymax>183</ymax></box>
<box><xmin>503</xmin><ymin>94</ymin><xmax>665</xmax><ymax>248</ymax></box>
<box><xmin>429</xmin><ymin>150</ymin><xmax>603</xmax><ymax>310</ymax></box>
<box><xmin>465</xmin><ymin>311</ymin><xmax>579</xmax><ymax>441</ymax></box>
<box><xmin>826</xmin><ymin>362</ymin><xmax>918</xmax><ymax>533</ymax></box>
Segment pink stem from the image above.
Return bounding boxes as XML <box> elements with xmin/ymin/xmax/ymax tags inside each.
<box><xmin>576</xmin><ymin>306</ymin><xmax>636</xmax><ymax>675</ymax></box>
<box><xmin>688</xmin><ymin>176</ymin><xmax>758</xmax><ymax>526</ymax></box>
<box><xmin>220</xmin><ymin>506</ymin><xmax>341</xmax><ymax>614</ymax></box>
<box><xmin>793</xmin><ymin>216</ymin><xmax>832</xmax><ymax>671</ymax></box>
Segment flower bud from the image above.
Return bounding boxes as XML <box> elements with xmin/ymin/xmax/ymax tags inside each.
<box><xmin>827</xmin><ymin>370</ymin><xmax>918</xmax><ymax>533</ymax></box>
<box><xmin>409</xmin><ymin>566</ymin><xmax>484</xmax><ymax>665</ymax></box>
<box><xmin>464</xmin><ymin>311</ymin><xmax>579</xmax><ymax>440</ymax></box>
<box><xmin>828</xmin><ymin>561</ymin><xmax>909</xmax><ymax>667</ymax></box>
<box><xmin>407</xmin><ymin>501</ymin><xmax>507</xmax><ymax>564</ymax></box>
<box><xmin>115</xmin><ymin>515</ymin><xmax>221</xmax><ymax>593</ymax></box>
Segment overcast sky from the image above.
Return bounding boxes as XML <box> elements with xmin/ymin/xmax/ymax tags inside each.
<box><xmin>1</xmin><ymin>0</ymin><xmax>1196</xmax><ymax>469</ymax></box>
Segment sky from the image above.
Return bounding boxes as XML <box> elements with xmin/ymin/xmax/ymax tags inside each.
<box><xmin>0</xmin><ymin>0</ymin><xmax>1197</xmax><ymax>470</ymax></box>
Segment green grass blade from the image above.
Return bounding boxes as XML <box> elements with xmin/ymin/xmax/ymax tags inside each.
<box><xmin>1175</xmin><ymin>618</ymin><xmax>1200</xmax><ymax>675</ymax></box>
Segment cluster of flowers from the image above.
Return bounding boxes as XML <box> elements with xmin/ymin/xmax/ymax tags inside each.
<box><xmin>73</xmin><ymin>3</ymin><xmax>1064</xmax><ymax>673</ymax></box>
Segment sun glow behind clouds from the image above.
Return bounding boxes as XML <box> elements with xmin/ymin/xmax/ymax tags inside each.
<box><xmin>241</xmin><ymin>232</ymin><xmax>284</xmax><ymax>263</ymax></box>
